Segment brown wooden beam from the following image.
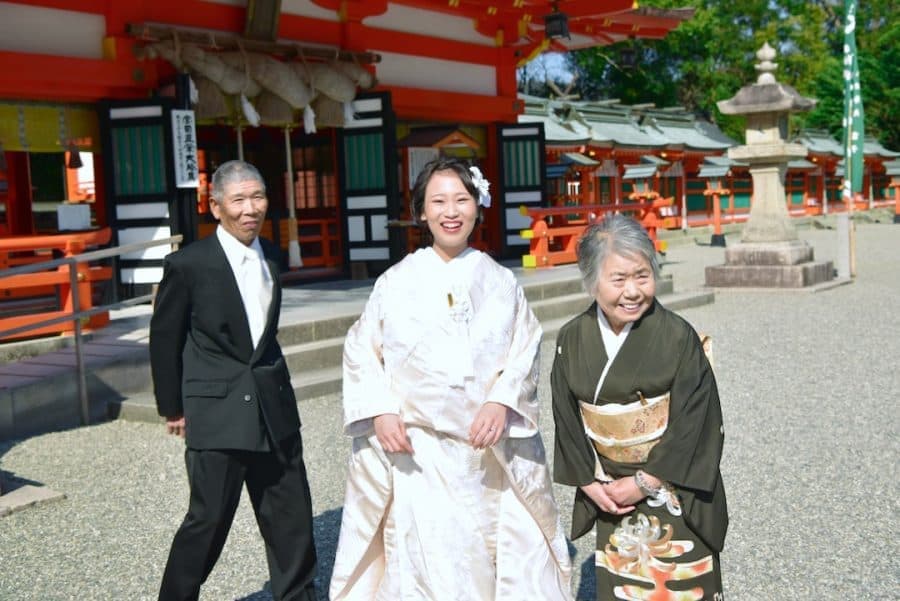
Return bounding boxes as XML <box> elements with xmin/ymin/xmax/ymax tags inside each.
<box><xmin>126</xmin><ymin>22</ymin><xmax>381</xmax><ymax>64</ymax></box>
<box><xmin>244</xmin><ymin>0</ymin><xmax>282</xmax><ymax>41</ymax></box>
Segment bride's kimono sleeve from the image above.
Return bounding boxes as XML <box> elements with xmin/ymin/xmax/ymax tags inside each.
<box><xmin>342</xmin><ymin>276</ymin><xmax>400</xmax><ymax>437</ymax></box>
<box><xmin>483</xmin><ymin>281</ymin><xmax>543</xmax><ymax>438</ymax></box>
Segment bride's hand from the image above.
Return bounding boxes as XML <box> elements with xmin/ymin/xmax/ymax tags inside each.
<box><xmin>373</xmin><ymin>413</ymin><xmax>414</xmax><ymax>454</ymax></box>
<box><xmin>469</xmin><ymin>402</ymin><xmax>507</xmax><ymax>449</ymax></box>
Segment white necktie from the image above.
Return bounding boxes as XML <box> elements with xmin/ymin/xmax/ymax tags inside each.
<box><xmin>243</xmin><ymin>249</ymin><xmax>273</xmax><ymax>348</ymax></box>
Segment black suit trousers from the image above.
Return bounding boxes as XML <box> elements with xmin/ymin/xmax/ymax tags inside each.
<box><xmin>158</xmin><ymin>433</ymin><xmax>317</xmax><ymax>601</ymax></box>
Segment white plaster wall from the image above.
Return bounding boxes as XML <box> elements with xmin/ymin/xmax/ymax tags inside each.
<box><xmin>364</xmin><ymin>4</ymin><xmax>492</xmax><ymax>46</ymax></box>
<box><xmin>375</xmin><ymin>51</ymin><xmax>496</xmax><ymax>96</ymax></box>
<box><xmin>0</xmin><ymin>1</ymin><xmax>105</xmax><ymax>58</ymax></box>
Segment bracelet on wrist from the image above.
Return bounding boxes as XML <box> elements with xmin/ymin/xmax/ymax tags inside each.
<box><xmin>633</xmin><ymin>470</ymin><xmax>661</xmax><ymax>497</ymax></box>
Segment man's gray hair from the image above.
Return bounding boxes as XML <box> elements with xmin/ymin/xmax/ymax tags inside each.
<box><xmin>210</xmin><ymin>160</ymin><xmax>266</xmax><ymax>201</ymax></box>
<box><xmin>576</xmin><ymin>214</ymin><xmax>660</xmax><ymax>295</ymax></box>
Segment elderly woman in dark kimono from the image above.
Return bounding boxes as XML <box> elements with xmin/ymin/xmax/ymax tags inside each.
<box><xmin>551</xmin><ymin>214</ymin><xmax>727</xmax><ymax>600</ymax></box>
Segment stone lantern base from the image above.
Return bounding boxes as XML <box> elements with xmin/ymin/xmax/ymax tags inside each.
<box><xmin>704</xmin><ymin>240</ymin><xmax>834</xmax><ymax>288</ymax></box>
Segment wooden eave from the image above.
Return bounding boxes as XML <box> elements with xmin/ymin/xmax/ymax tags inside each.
<box><xmin>364</xmin><ymin>1</ymin><xmax>688</xmax><ymax>48</ymax></box>
<box><xmin>398</xmin><ymin>126</ymin><xmax>480</xmax><ymax>150</ymax></box>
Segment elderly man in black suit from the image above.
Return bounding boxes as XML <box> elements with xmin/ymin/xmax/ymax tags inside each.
<box><xmin>150</xmin><ymin>160</ymin><xmax>317</xmax><ymax>601</ymax></box>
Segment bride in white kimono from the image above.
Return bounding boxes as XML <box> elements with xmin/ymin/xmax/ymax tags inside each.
<box><xmin>330</xmin><ymin>158</ymin><xmax>572</xmax><ymax>600</ymax></box>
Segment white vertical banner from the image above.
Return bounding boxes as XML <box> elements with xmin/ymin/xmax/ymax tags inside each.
<box><xmin>171</xmin><ymin>109</ymin><xmax>199</xmax><ymax>188</ymax></box>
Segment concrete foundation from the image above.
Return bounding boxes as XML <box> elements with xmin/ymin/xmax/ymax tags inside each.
<box><xmin>705</xmin><ymin>240</ymin><xmax>834</xmax><ymax>288</ymax></box>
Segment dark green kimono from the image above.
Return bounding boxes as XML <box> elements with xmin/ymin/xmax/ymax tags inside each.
<box><xmin>552</xmin><ymin>300</ymin><xmax>727</xmax><ymax>599</ymax></box>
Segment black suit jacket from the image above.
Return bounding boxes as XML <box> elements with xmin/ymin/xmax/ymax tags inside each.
<box><xmin>149</xmin><ymin>234</ymin><xmax>301</xmax><ymax>450</ymax></box>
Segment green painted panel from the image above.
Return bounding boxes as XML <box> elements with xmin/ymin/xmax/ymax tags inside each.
<box><xmin>502</xmin><ymin>139</ymin><xmax>541</xmax><ymax>188</ymax></box>
<box><xmin>733</xmin><ymin>193</ymin><xmax>752</xmax><ymax>209</ymax></box>
<box><xmin>686</xmin><ymin>193</ymin><xmax>706</xmax><ymax>212</ymax></box>
<box><xmin>344</xmin><ymin>132</ymin><xmax>384</xmax><ymax>191</ymax></box>
<box><xmin>111</xmin><ymin>124</ymin><xmax>166</xmax><ymax>195</ymax></box>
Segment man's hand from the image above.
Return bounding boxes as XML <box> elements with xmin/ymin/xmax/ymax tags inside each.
<box><xmin>469</xmin><ymin>402</ymin><xmax>508</xmax><ymax>449</ymax></box>
<box><xmin>165</xmin><ymin>415</ymin><xmax>186</xmax><ymax>438</ymax></box>
<box><xmin>373</xmin><ymin>413</ymin><xmax>414</xmax><ymax>454</ymax></box>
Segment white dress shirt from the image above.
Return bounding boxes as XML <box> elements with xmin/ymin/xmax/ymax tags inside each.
<box><xmin>216</xmin><ymin>226</ymin><xmax>273</xmax><ymax>348</ymax></box>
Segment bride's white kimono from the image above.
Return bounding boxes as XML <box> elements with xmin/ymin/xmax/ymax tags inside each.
<box><xmin>330</xmin><ymin>247</ymin><xmax>572</xmax><ymax>600</ymax></box>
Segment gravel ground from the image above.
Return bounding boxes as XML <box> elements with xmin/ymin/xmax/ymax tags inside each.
<box><xmin>2</xmin><ymin>218</ymin><xmax>898</xmax><ymax>600</ymax></box>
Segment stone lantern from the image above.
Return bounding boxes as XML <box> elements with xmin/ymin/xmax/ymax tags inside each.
<box><xmin>705</xmin><ymin>43</ymin><xmax>835</xmax><ymax>288</ymax></box>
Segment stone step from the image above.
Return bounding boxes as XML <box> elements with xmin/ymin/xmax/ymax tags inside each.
<box><xmin>530</xmin><ymin>292</ymin><xmax>591</xmax><ymax>324</ymax></box>
<box><xmin>107</xmin><ymin>367</ymin><xmax>344</xmax><ymax>425</ymax></box>
<box><xmin>662</xmin><ymin>288</ymin><xmax>716</xmax><ymax>312</ymax></box>
<box><xmin>285</xmin><ymin>288</ymin><xmax>713</xmax><ymax>411</ymax></box>
<box><xmin>271</xmin><ymin>272</ymin><xmax>587</xmax><ymax>347</ymax></box>
<box><xmin>279</xmin><ymin>281</ymin><xmax>609</xmax><ymax>380</ymax></box>
<box><xmin>1</xmin><ymin>340</ymin><xmax>151</xmax><ymax>440</ymax></box>
<box><xmin>283</xmin><ymin>337</ymin><xmax>345</xmax><ymax>373</ymax></box>
<box><xmin>107</xmin><ymin>285</ymin><xmax>715</xmax><ymax>427</ymax></box>
<box><xmin>529</xmin><ymin>287</ymin><xmax>714</xmax><ymax>340</ymax></box>
<box><xmin>291</xmin><ymin>366</ymin><xmax>343</xmax><ymax>400</ymax></box>
<box><xmin>6</xmin><ymin>267</ymin><xmax>711</xmax><ymax>436</ymax></box>
<box><xmin>520</xmin><ymin>275</ymin><xmax>585</xmax><ymax>302</ymax></box>
<box><xmin>275</xmin><ymin>314</ymin><xmax>360</xmax><ymax>347</ymax></box>
<box><xmin>107</xmin><ymin>391</ymin><xmax>159</xmax><ymax>424</ymax></box>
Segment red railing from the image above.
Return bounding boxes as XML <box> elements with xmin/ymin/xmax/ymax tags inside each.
<box><xmin>519</xmin><ymin>193</ymin><xmax>675</xmax><ymax>268</ymax></box>
<box><xmin>0</xmin><ymin>228</ymin><xmax>113</xmax><ymax>341</ymax></box>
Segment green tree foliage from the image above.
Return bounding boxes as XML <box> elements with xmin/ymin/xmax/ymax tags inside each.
<box><xmin>555</xmin><ymin>0</ymin><xmax>898</xmax><ymax>149</ymax></box>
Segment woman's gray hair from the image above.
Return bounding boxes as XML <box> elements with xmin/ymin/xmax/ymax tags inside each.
<box><xmin>210</xmin><ymin>160</ymin><xmax>266</xmax><ymax>201</ymax></box>
<box><xmin>576</xmin><ymin>214</ymin><xmax>660</xmax><ymax>294</ymax></box>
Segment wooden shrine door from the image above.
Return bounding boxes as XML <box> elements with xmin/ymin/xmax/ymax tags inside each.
<box><xmin>336</xmin><ymin>92</ymin><xmax>402</xmax><ymax>277</ymax></box>
<box><xmin>496</xmin><ymin>123</ymin><xmax>546</xmax><ymax>259</ymax></box>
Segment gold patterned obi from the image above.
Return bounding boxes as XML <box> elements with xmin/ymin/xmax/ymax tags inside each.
<box><xmin>579</xmin><ymin>392</ymin><xmax>670</xmax><ymax>464</ymax></box>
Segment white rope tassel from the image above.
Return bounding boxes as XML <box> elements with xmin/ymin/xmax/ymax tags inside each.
<box><xmin>188</xmin><ymin>75</ymin><xmax>199</xmax><ymax>105</ymax></box>
<box><xmin>303</xmin><ymin>104</ymin><xmax>316</xmax><ymax>134</ymax></box>
<box><xmin>241</xmin><ymin>93</ymin><xmax>260</xmax><ymax>127</ymax></box>
<box><xmin>343</xmin><ymin>100</ymin><xmax>355</xmax><ymax>125</ymax></box>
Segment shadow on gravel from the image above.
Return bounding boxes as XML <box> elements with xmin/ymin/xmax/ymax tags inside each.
<box><xmin>0</xmin><ymin>469</ymin><xmax>44</xmax><ymax>494</ymax></box>
<box><xmin>576</xmin><ymin>555</ymin><xmax>597</xmax><ymax>600</ymax></box>
<box><xmin>235</xmin><ymin>507</ymin><xmax>342</xmax><ymax>601</ymax></box>
<box><xmin>0</xmin><ymin>440</ymin><xmax>44</xmax><ymax>496</ymax></box>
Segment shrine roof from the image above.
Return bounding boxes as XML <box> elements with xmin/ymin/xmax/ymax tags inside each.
<box><xmin>800</xmin><ymin>130</ymin><xmax>899</xmax><ymax>160</ymax></box>
<box><xmin>641</xmin><ymin>110</ymin><xmax>734</xmax><ymax>150</ymax></box>
<box><xmin>577</xmin><ymin>102</ymin><xmax>667</xmax><ymax>148</ymax></box>
<box><xmin>884</xmin><ymin>160</ymin><xmax>900</xmax><ymax>176</ymax></box>
<box><xmin>561</xmin><ymin>152</ymin><xmax>599</xmax><ymax>166</ymax></box>
<box><xmin>788</xmin><ymin>159</ymin><xmax>818</xmax><ymax>170</ymax></box>
<box><xmin>622</xmin><ymin>164</ymin><xmax>660</xmax><ymax>180</ymax></box>
<box><xmin>863</xmin><ymin>136</ymin><xmax>900</xmax><ymax>158</ymax></box>
<box><xmin>697</xmin><ymin>163</ymin><xmax>730</xmax><ymax>179</ymax></box>
<box><xmin>518</xmin><ymin>112</ymin><xmax>592</xmax><ymax>145</ymax></box>
<box><xmin>519</xmin><ymin>95</ymin><xmax>735</xmax><ymax>150</ymax></box>
<box><xmin>794</xmin><ymin>129</ymin><xmax>843</xmax><ymax>156</ymax></box>
<box><xmin>622</xmin><ymin>155</ymin><xmax>670</xmax><ymax>179</ymax></box>
<box><xmin>698</xmin><ymin>155</ymin><xmax>813</xmax><ymax>176</ymax></box>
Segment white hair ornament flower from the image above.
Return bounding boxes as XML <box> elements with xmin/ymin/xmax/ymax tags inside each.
<box><xmin>468</xmin><ymin>166</ymin><xmax>492</xmax><ymax>208</ymax></box>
